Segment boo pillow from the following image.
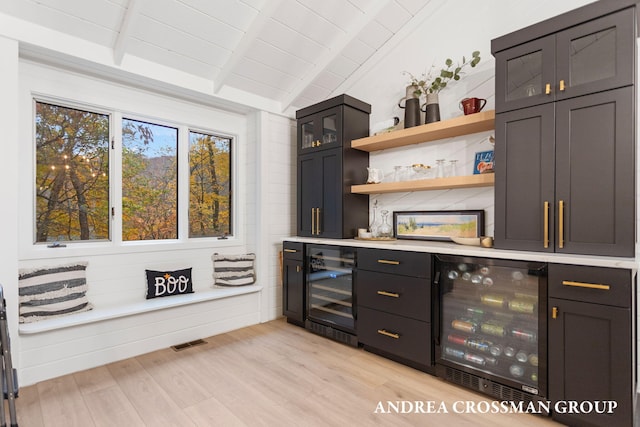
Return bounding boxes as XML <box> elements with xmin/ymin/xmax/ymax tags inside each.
<box><xmin>145</xmin><ymin>268</ymin><xmax>193</xmax><ymax>299</ymax></box>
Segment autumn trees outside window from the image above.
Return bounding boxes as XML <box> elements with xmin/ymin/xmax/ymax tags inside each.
<box><xmin>35</xmin><ymin>100</ymin><xmax>233</xmax><ymax>244</ymax></box>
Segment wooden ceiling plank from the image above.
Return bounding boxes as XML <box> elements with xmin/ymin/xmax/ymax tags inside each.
<box><xmin>279</xmin><ymin>0</ymin><xmax>393</xmax><ymax>112</ymax></box>
<box><xmin>113</xmin><ymin>0</ymin><xmax>145</xmax><ymax>65</ymax></box>
<box><xmin>213</xmin><ymin>0</ymin><xmax>285</xmax><ymax>94</ymax></box>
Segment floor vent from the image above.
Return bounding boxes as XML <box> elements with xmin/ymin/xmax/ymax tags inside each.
<box><xmin>171</xmin><ymin>339</ymin><xmax>207</xmax><ymax>352</ymax></box>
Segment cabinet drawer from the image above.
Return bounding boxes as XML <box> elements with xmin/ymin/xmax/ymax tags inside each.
<box><xmin>356</xmin><ymin>270</ymin><xmax>430</xmax><ymax>321</ymax></box>
<box><xmin>358</xmin><ymin>248</ymin><xmax>431</xmax><ymax>278</ymax></box>
<box><xmin>283</xmin><ymin>241</ymin><xmax>304</xmax><ymax>260</ymax></box>
<box><xmin>549</xmin><ymin>264</ymin><xmax>633</xmax><ymax>308</ymax></box>
<box><xmin>357</xmin><ymin>307</ymin><xmax>431</xmax><ymax>366</ymax></box>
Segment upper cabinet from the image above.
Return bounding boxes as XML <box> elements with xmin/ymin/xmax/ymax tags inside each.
<box><xmin>494</xmin><ymin>7</ymin><xmax>635</xmax><ymax>112</ymax></box>
<box><xmin>492</xmin><ymin>1</ymin><xmax>637</xmax><ymax>258</ymax></box>
<box><xmin>297</xmin><ymin>106</ymin><xmax>342</xmax><ymax>153</ymax></box>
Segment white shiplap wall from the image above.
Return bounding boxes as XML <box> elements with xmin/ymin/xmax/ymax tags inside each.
<box><xmin>13</xmin><ymin>59</ymin><xmax>295</xmax><ymax>385</ymax></box>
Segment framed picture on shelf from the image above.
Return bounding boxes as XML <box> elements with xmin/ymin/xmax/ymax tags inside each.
<box><xmin>393</xmin><ymin>210</ymin><xmax>485</xmax><ymax>241</ymax></box>
<box><xmin>474</xmin><ymin>150</ymin><xmax>494</xmax><ymax>174</ymax></box>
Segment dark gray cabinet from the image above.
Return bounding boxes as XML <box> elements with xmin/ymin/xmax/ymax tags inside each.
<box><xmin>493</xmin><ymin>1</ymin><xmax>636</xmax><ymax>257</ymax></box>
<box><xmin>296</xmin><ymin>95</ymin><xmax>370</xmax><ymax>238</ymax></box>
<box><xmin>282</xmin><ymin>241</ymin><xmax>305</xmax><ymax>326</ymax></box>
<box><xmin>494</xmin><ymin>6</ymin><xmax>635</xmax><ymax>112</ymax></box>
<box><xmin>356</xmin><ymin>248</ymin><xmax>433</xmax><ymax>372</ymax></box>
<box><xmin>495</xmin><ymin>87</ymin><xmax>635</xmax><ymax>256</ymax></box>
<box><xmin>548</xmin><ymin>264</ymin><xmax>636</xmax><ymax>427</ymax></box>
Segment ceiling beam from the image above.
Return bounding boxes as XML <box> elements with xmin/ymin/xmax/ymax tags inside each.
<box><xmin>279</xmin><ymin>0</ymin><xmax>394</xmax><ymax>112</ymax></box>
<box><xmin>113</xmin><ymin>0</ymin><xmax>145</xmax><ymax>65</ymax></box>
<box><xmin>213</xmin><ymin>0</ymin><xmax>284</xmax><ymax>94</ymax></box>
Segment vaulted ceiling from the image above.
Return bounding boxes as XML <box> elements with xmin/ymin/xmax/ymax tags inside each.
<box><xmin>0</xmin><ymin>0</ymin><xmax>434</xmax><ymax>113</ymax></box>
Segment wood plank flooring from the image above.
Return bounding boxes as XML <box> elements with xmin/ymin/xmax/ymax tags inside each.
<box><xmin>14</xmin><ymin>318</ymin><xmax>563</xmax><ymax>426</ymax></box>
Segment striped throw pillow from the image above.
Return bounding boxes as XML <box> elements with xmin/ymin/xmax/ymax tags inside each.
<box><xmin>18</xmin><ymin>263</ymin><xmax>92</xmax><ymax>323</ymax></box>
<box><xmin>212</xmin><ymin>253</ymin><xmax>256</xmax><ymax>286</ymax></box>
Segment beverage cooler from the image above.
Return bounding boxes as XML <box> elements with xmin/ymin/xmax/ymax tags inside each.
<box><xmin>434</xmin><ymin>254</ymin><xmax>548</xmax><ymax>403</ymax></box>
<box><xmin>305</xmin><ymin>244</ymin><xmax>358</xmax><ymax>346</ymax></box>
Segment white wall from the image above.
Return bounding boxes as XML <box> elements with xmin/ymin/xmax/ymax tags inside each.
<box><xmin>11</xmin><ymin>59</ymin><xmax>295</xmax><ymax>386</ymax></box>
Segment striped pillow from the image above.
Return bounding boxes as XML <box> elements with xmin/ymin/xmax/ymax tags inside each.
<box><xmin>212</xmin><ymin>253</ymin><xmax>256</xmax><ymax>286</ymax></box>
<box><xmin>18</xmin><ymin>263</ymin><xmax>92</xmax><ymax>323</ymax></box>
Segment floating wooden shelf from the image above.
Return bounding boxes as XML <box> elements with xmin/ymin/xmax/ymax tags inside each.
<box><xmin>351</xmin><ymin>110</ymin><xmax>495</xmax><ymax>152</ymax></box>
<box><xmin>351</xmin><ymin>173</ymin><xmax>495</xmax><ymax>194</ymax></box>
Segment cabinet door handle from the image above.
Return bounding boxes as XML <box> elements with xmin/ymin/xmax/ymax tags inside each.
<box><xmin>316</xmin><ymin>208</ymin><xmax>321</xmax><ymax>235</ymax></box>
<box><xmin>311</xmin><ymin>208</ymin><xmax>316</xmax><ymax>235</ymax></box>
<box><xmin>377</xmin><ymin>259</ymin><xmax>400</xmax><ymax>265</ymax></box>
<box><xmin>543</xmin><ymin>201</ymin><xmax>549</xmax><ymax>248</ymax></box>
<box><xmin>377</xmin><ymin>290</ymin><xmax>400</xmax><ymax>298</ymax></box>
<box><xmin>552</xmin><ymin>306</ymin><xmax>558</xmax><ymax>319</ymax></box>
<box><xmin>562</xmin><ymin>280</ymin><xmax>611</xmax><ymax>291</ymax></box>
<box><xmin>559</xmin><ymin>79</ymin><xmax>566</xmax><ymax>91</ymax></box>
<box><xmin>377</xmin><ymin>329</ymin><xmax>400</xmax><ymax>339</ymax></box>
<box><xmin>296</xmin><ymin>265</ymin><xmax>301</xmax><ymax>273</ymax></box>
<box><xmin>284</xmin><ymin>249</ymin><xmax>298</xmax><ymax>253</ymax></box>
<box><xmin>545</xmin><ymin>83</ymin><xmax>551</xmax><ymax>95</ymax></box>
<box><xmin>558</xmin><ymin>200</ymin><xmax>564</xmax><ymax>249</ymax></box>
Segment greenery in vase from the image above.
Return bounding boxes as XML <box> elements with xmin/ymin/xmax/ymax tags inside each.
<box><xmin>404</xmin><ymin>51</ymin><xmax>481</xmax><ymax>96</ymax></box>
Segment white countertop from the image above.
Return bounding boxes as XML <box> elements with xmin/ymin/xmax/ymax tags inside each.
<box><xmin>284</xmin><ymin>236</ymin><xmax>639</xmax><ymax>270</ymax></box>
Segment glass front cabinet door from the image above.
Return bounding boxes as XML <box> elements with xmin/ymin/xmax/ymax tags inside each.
<box><xmin>297</xmin><ymin>106</ymin><xmax>342</xmax><ymax>153</ymax></box>
<box><xmin>494</xmin><ymin>7</ymin><xmax>635</xmax><ymax>112</ymax></box>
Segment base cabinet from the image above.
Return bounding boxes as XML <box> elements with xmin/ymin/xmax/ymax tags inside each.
<box><xmin>356</xmin><ymin>248</ymin><xmax>433</xmax><ymax>372</ymax></box>
<box><xmin>282</xmin><ymin>241</ymin><xmax>305</xmax><ymax>326</ymax></box>
<box><xmin>548</xmin><ymin>264</ymin><xmax>636</xmax><ymax>427</ymax></box>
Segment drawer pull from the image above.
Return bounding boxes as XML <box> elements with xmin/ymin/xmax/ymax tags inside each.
<box><xmin>552</xmin><ymin>306</ymin><xmax>558</xmax><ymax>319</ymax></box>
<box><xmin>377</xmin><ymin>259</ymin><xmax>400</xmax><ymax>265</ymax></box>
<box><xmin>377</xmin><ymin>329</ymin><xmax>400</xmax><ymax>339</ymax></box>
<box><xmin>562</xmin><ymin>280</ymin><xmax>610</xmax><ymax>291</ymax></box>
<box><xmin>284</xmin><ymin>249</ymin><xmax>298</xmax><ymax>253</ymax></box>
<box><xmin>377</xmin><ymin>290</ymin><xmax>400</xmax><ymax>298</ymax></box>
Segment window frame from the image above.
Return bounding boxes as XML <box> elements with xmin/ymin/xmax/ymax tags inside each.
<box><xmin>25</xmin><ymin>94</ymin><xmax>241</xmax><ymax>259</ymax></box>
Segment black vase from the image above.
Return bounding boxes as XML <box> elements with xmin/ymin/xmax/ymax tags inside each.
<box><xmin>424</xmin><ymin>93</ymin><xmax>441</xmax><ymax>124</ymax></box>
<box><xmin>404</xmin><ymin>98</ymin><xmax>421</xmax><ymax>128</ymax></box>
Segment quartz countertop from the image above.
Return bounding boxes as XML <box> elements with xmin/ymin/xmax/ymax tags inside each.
<box><xmin>284</xmin><ymin>236</ymin><xmax>639</xmax><ymax>270</ymax></box>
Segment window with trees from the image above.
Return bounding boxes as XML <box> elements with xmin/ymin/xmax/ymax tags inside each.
<box><xmin>34</xmin><ymin>100</ymin><xmax>234</xmax><ymax>244</ymax></box>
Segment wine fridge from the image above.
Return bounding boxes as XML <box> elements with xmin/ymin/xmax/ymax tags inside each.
<box><xmin>305</xmin><ymin>244</ymin><xmax>358</xmax><ymax>346</ymax></box>
<box><xmin>434</xmin><ymin>254</ymin><xmax>548</xmax><ymax>404</ymax></box>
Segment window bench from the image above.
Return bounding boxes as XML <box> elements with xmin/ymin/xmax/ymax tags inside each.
<box><xmin>18</xmin><ymin>285</ymin><xmax>263</xmax><ymax>335</ymax></box>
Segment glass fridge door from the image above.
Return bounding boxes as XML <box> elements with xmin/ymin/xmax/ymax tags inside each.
<box><xmin>307</xmin><ymin>245</ymin><xmax>355</xmax><ymax>332</ymax></box>
<box><xmin>436</xmin><ymin>255</ymin><xmax>546</xmax><ymax>395</ymax></box>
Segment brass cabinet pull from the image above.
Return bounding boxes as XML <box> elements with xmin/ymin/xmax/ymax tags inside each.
<box><xmin>377</xmin><ymin>329</ymin><xmax>400</xmax><ymax>339</ymax></box>
<box><xmin>284</xmin><ymin>249</ymin><xmax>298</xmax><ymax>253</ymax></box>
<box><xmin>545</xmin><ymin>83</ymin><xmax>551</xmax><ymax>94</ymax></box>
<box><xmin>552</xmin><ymin>306</ymin><xmax>558</xmax><ymax>319</ymax></box>
<box><xmin>377</xmin><ymin>290</ymin><xmax>400</xmax><ymax>298</ymax></box>
<box><xmin>559</xmin><ymin>79</ymin><xmax>566</xmax><ymax>91</ymax></box>
<box><xmin>562</xmin><ymin>280</ymin><xmax>611</xmax><ymax>291</ymax></box>
<box><xmin>558</xmin><ymin>200</ymin><xmax>564</xmax><ymax>249</ymax></box>
<box><xmin>296</xmin><ymin>265</ymin><xmax>301</xmax><ymax>273</ymax></box>
<box><xmin>311</xmin><ymin>208</ymin><xmax>316</xmax><ymax>235</ymax></box>
<box><xmin>316</xmin><ymin>208</ymin><xmax>321</xmax><ymax>235</ymax></box>
<box><xmin>543</xmin><ymin>201</ymin><xmax>549</xmax><ymax>248</ymax></box>
<box><xmin>377</xmin><ymin>259</ymin><xmax>400</xmax><ymax>265</ymax></box>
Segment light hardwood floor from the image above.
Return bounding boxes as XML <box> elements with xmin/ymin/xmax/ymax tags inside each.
<box><xmin>14</xmin><ymin>318</ymin><xmax>563</xmax><ymax>426</ymax></box>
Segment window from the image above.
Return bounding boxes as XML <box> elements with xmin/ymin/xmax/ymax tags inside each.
<box><xmin>189</xmin><ymin>131</ymin><xmax>232</xmax><ymax>237</ymax></box>
<box><xmin>35</xmin><ymin>101</ymin><xmax>110</xmax><ymax>242</ymax></box>
<box><xmin>122</xmin><ymin>119</ymin><xmax>178</xmax><ymax>241</ymax></box>
<box><xmin>34</xmin><ymin>100</ymin><xmax>234</xmax><ymax>245</ymax></box>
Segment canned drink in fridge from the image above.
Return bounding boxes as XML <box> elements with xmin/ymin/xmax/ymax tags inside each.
<box><xmin>508</xmin><ymin>299</ymin><xmax>535</xmax><ymax>314</ymax></box>
<box><xmin>503</xmin><ymin>346</ymin><xmax>516</xmax><ymax>357</ymax></box>
<box><xmin>489</xmin><ymin>344</ymin><xmax>503</xmax><ymax>356</ymax></box>
<box><xmin>509</xmin><ymin>364</ymin><xmax>524</xmax><ymax>377</ymax></box>
<box><xmin>452</xmin><ymin>319</ymin><xmax>477</xmax><ymax>333</ymax></box>
<box><xmin>466</xmin><ymin>307</ymin><xmax>484</xmax><ymax>318</ymax></box>
<box><xmin>528</xmin><ymin>354</ymin><xmax>539</xmax><ymax>367</ymax></box>
<box><xmin>481</xmin><ymin>294</ymin><xmax>505</xmax><ymax>308</ymax></box>
<box><xmin>465</xmin><ymin>338</ymin><xmax>492</xmax><ymax>352</ymax></box>
<box><xmin>464</xmin><ymin>353</ymin><xmax>486</xmax><ymax>366</ymax></box>
<box><xmin>515</xmin><ymin>350</ymin><xmax>528</xmax><ymax>363</ymax></box>
<box><xmin>484</xmin><ymin>356</ymin><xmax>498</xmax><ymax>367</ymax></box>
<box><xmin>444</xmin><ymin>346</ymin><xmax>465</xmax><ymax>359</ymax></box>
<box><xmin>511</xmin><ymin>327</ymin><xmax>537</xmax><ymax>343</ymax></box>
<box><xmin>480</xmin><ymin>321</ymin><xmax>506</xmax><ymax>337</ymax></box>
<box><xmin>447</xmin><ymin>334</ymin><xmax>467</xmax><ymax>346</ymax></box>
